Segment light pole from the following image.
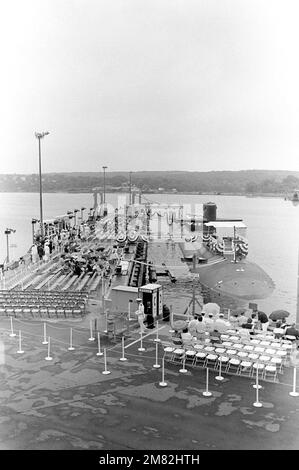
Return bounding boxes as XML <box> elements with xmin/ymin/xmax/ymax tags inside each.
<box><xmin>129</xmin><ymin>171</ymin><xmax>132</xmax><ymax>205</ymax></box>
<box><xmin>35</xmin><ymin>131</ymin><xmax>49</xmax><ymax>240</ymax></box>
<box><xmin>74</xmin><ymin>209</ymin><xmax>79</xmax><ymax>227</ymax></box>
<box><xmin>102</xmin><ymin>166</ymin><xmax>107</xmax><ymax>203</ymax></box>
<box><xmin>67</xmin><ymin>211</ymin><xmax>74</xmax><ymax>228</ymax></box>
<box><xmin>4</xmin><ymin>228</ymin><xmax>16</xmax><ymax>263</ymax></box>
<box><xmin>297</xmin><ymin>247</ymin><xmax>299</xmax><ymax>326</ymax></box>
<box><xmin>31</xmin><ymin>218</ymin><xmax>39</xmax><ymax>244</ymax></box>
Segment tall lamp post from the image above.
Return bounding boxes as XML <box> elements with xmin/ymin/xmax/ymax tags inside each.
<box><xmin>102</xmin><ymin>166</ymin><xmax>108</xmax><ymax>203</ymax></box>
<box><xmin>35</xmin><ymin>131</ymin><xmax>49</xmax><ymax>240</ymax></box>
<box><xmin>74</xmin><ymin>209</ymin><xmax>79</xmax><ymax>227</ymax></box>
<box><xmin>67</xmin><ymin>211</ymin><xmax>74</xmax><ymax>228</ymax></box>
<box><xmin>129</xmin><ymin>171</ymin><xmax>132</xmax><ymax>205</ymax></box>
<box><xmin>4</xmin><ymin>228</ymin><xmax>16</xmax><ymax>264</ymax></box>
<box><xmin>80</xmin><ymin>207</ymin><xmax>86</xmax><ymax>222</ymax></box>
<box><xmin>102</xmin><ymin>166</ymin><xmax>108</xmax><ymax>217</ymax></box>
<box><xmin>297</xmin><ymin>247</ymin><xmax>299</xmax><ymax>326</ymax></box>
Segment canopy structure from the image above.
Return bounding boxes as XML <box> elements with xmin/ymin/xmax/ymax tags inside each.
<box><xmin>204</xmin><ymin>221</ymin><xmax>247</xmax><ymax>229</ymax></box>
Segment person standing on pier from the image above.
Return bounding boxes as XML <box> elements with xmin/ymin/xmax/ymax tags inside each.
<box><xmin>136</xmin><ymin>299</ymin><xmax>146</xmax><ymax>333</ymax></box>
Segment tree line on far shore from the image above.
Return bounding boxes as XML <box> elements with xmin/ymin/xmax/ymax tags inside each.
<box><xmin>0</xmin><ymin>170</ymin><xmax>298</xmax><ymax>195</ymax></box>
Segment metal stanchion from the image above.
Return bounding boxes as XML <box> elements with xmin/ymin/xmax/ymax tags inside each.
<box><xmin>88</xmin><ymin>320</ymin><xmax>95</xmax><ymax>341</ymax></box>
<box><xmin>9</xmin><ymin>316</ymin><xmax>16</xmax><ymax>337</ymax></box>
<box><xmin>253</xmin><ymin>363</ymin><xmax>262</xmax><ymax>389</ymax></box>
<box><xmin>153</xmin><ymin>342</ymin><xmax>161</xmax><ymax>369</ymax></box>
<box><xmin>42</xmin><ymin>322</ymin><xmax>48</xmax><ymax>345</ymax></box>
<box><xmin>159</xmin><ymin>357</ymin><xmax>167</xmax><ymax>387</ymax></box>
<box><xmin>154</xmin><ymin>320</ymin><xmax>160</xmax><ymax>343</ymax></box>
<box><xmin>169</xmin><ymin>311</ymin><xmax>175</xmax><ymax>333</ymax></box>
<box><xmin>104</xmin><ymin>312</ymin><xmax>108</xmax><ymax>334</ymax></box>
<box><xmin>203</xmin><ymin>368</ymin><xmax>212</xmax><ymax>396</ymax></box>
<box><xmin>138</xmin><ymin>331</ymin><xmax>145</xmax><ymax>352</ymax></box>
<box><xmin>96</xmin><ymin>332</ymin><xmax>103</xmax><ymax>356</ymax></box>
<box><xmin>68</xmin><ymin>328</ymin><xmax>75</xmax><ymax>351</ymax></box>
<box><xmin>45</xmin><ymin>336</ymin><xmax>53</xmax><ymax>361</ymax></box>
<box><xmin>253</xmin><ymin>365</ymin><xmax>262</xmax><ymax>407</ymax></box>
<box><xmin>128</xmin><ymin>300</ymin><xmax>134</xmax><ymax>321</ymax></box>
<box><xmin>179</xmin><ymin>357</ymin><xmax>188</xmax><ymax>374</ymax></box>
<box><xmin>102</xmin><ymin>348</ymin><xmax>111</xmax><ymax>375</ymax></box>
<box><xmin>119</xmin><ymin>336</ymin><xmax>127</xmax><ymax>362</ymax></box>
<box><xmin>17</xmin><ymin>330</ymin><xmax>24</xmax><ymax>354</ymax></box>
<box><xmin>216</xmin><ymin>357</ymin><xmax>224</xmax><ymax>381</ymax></box>
<box><xmin>289</xmin><ymin>367</ymin><xmax>299</xmax><ymax>397</ymax></box>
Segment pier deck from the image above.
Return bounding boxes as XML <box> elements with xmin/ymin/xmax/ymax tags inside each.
<box><xmin>0</xmin><ymin>317</ymin><xmax>298</xmax><ymax>450</ymax></box>
<box><xmin>148</xmin><ymin>241</ymin><xmax>190</xmax><ymax>280</ymax></box>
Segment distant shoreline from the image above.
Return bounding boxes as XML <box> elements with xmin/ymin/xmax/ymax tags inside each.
<box><xmin>0</xmin><ymin>189</ymin><xmax>287</xmax><ymax>198</ymax></box>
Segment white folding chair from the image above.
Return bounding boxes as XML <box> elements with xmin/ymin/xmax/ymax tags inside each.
<box><xmin>226</xmin><ymin>349</ymin><xmax>237</xmax><ymax>356</ymax></box>
<box><xmin>237</xmin><ymin>351</ymin><xmax>248</xmax><ymax>359</ymax></box>
<box><xmin>260</xmin><ymin>340</ymin><xmax>271</xmax><ymax>346</ymax></box>
<box><xmin>194</xmin><ymin>343</ymin><xmax>204</xmax><ymax>350</ymax></box>
<box><xmin>255</xmin><ymin>346</ymin><xmax>265</xmax><ymax>354</ymax></box>
<box><xmin>248</xmin><ymin>353</ymin><xmax>259</xmax><ymax>361</ymax></box>
<box><xmin>204</xmin><ymin>346</ymin><xmax>215</xmax><ymax>353</ymax></box>
<box><xmin>238</xmin><ymin>360</ymin><xmax>253</xmax><ymax>377</ymax></box>
<box><xmin>185</xmin><ymin>349</ymin><xmax>196</xmax><ymax>364</ymax></box>
<box><xmin>252</xmin><ymin>362</ymin><xmax>265</xmax><ymax>378</ymax></box>
<box><xmin>270</xmin><ymin>356</ymin><xmax>283</xmax><ymax>373</ymax></box>
<box><xmin>226</xmin><ymin>357</ymin><xmax>241</xmax><ymax>374</ymax></box>
<box><xmin>265</xmin><ymin>348</ymin><xmax>276</xmax><ymax>356</ymax></box>
<box><xmin>229</xmin><ymin>336</ymin><xmax>240</xmax><ymax>342</ymax></box>
<box><xmin>263</xmin><ymin>365</ymin><xmax>278</xmax><ymax>382</ymax></box>
<box><xmin>251</xmin><ymin>339</ymin><xmax>260</xmax><ymax>345</ymax></box>
<box><xmin>205</xmin><ymin>353</ymin><xmax>218</xmax><ymax>368</ymax></box>
<box><xmin>216</xmin><ymin>355</ymin><xmax>229</xmax><ymax>370</ymax></box>
<box><xmin>215</xmin><ymin>347</ymin><xmax>226</xmax><ymax>354</ymax></box>
<box><xmin>194</xmin><ymin>352</ymin><xmax>207</xmax><ymax>367</ymax></box>
<box><xmin>163</xmin><ymin>346</ymin><xmax>174</xmax><ymax>360</ymax></box>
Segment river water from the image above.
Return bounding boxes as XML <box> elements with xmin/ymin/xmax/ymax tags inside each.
<box><xmin>0</xmin><ymin>192</ymin><xmax>298</xmax><ymax>319</ymax></box>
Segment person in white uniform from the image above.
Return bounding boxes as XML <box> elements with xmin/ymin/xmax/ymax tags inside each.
<box><xmin>136</xmin><ymin>299</ymin><xmax>146</xmax><ymax>333</ymax></box>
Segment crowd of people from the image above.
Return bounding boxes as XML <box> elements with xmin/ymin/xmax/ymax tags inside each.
<box><xmin>172</xmin><ymin>309</ymin><xmax>299</xmax><ymax>348</ymax></box>
<box><xmin>28</xmin><ymin>221</ymin><xmax>122</xmax><ymax>280</ymax></box>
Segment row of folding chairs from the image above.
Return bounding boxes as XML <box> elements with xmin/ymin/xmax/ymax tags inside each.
<box><xmin>0</xmin><ymin>299</ymin><xmax>87</xmax><ymax>309</ymax></box>
<box><xmin>183</xmin><ymin>341</ymin><xmax>289</xmax><ymax>366</ymax></box>
<box><xmin>0</xmin><ymin>295</ymin><xmax>88</xmax><ymax>303</ymax></box>
<box><xmin>0</xmin><ymin>289</ymin><xmax>88</xmax><ymax>296</ymax></box>
<box><xmin>219</xmin><ymin>331</ymin><xmax>293</xmax><ymax>349</ymax></box>
<box><xmin>218</xmin><ymin>339</ymin><xmax>292</xmax><ymax>356</ymax></box>
<box><xmin>164</xmin><ymin>345</ymin><xmax>284</xmax><ymax>382</ymax></box>
<box><xmin>1</xmin><ymin>305</ymin><xmax>84</xmax><ymax>318</ymax></box>
<box><xmin>220</xmin><ymin>330</ymin><xmax>293</xmax><ymax>346</ymax></box>
<box><xmin>1</xmin><ymin>302</ymin><xmax>85</xmax><ymax>311</ymax></box>
<box><xmin>191</xmin><ymin>338</ymin><xmax>292</xmax><ymax>363</ymax></box>
<box><xmin>0</xmin><ymin>292</ymin><xmax>88</xmax><ymax>300</ymax></box>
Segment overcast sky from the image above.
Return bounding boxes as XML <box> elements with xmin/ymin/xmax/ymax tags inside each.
<box><xmin>1</xmin><ymin>0</ymin><xmax>299</xmax><ymax>173</ymax></box>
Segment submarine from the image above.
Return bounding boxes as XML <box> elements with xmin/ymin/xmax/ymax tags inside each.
<box><xmin>92</xmin><ymin>189</ymin><xmax>275</xmax><ymax>309</ymax></box>
<box><xmin>179</xmin><ymin>202</ymin><xmax>275</xmax><ymax>304</ymax></box>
